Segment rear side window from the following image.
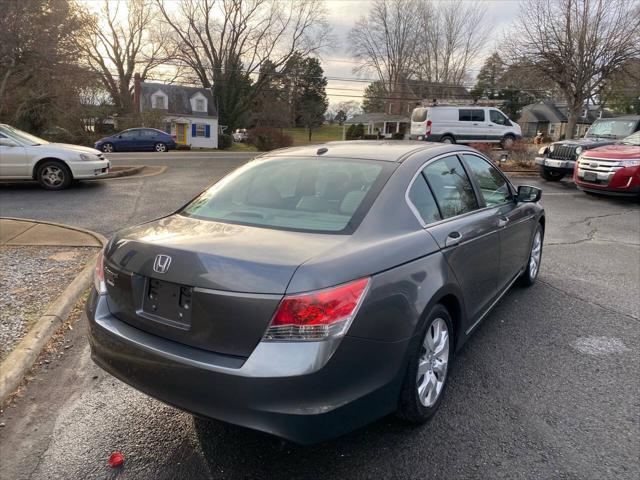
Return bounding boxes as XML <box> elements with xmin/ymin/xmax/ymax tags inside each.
<box><xmin>408</xmin><ymin>174</ymin><xmax>441</xmax><ymax>224</ymax></box>
<box><xmin>181</xmin><ymin>158</ymin><xmax>389</xmax><ymax>233</ymax></box>
<box><xmin>462</xmin><ymin>154</ymin><xmax>511</xmax><ymax>206</ymax></box>
<box><xmin>423</xmin><ymin>156</ymin><xmax>478</xmax><ymax>219</ymax></box>
<box><xmin>459</xmin><ymin>109</ymin><xmax>485</xmax><ymax>122</ymax></box>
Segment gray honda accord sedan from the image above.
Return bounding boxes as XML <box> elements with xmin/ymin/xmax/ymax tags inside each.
<box><xmin>86</xmin><ymin>141</ymin><xmax>544</xmax><ymax>444</ymax></box>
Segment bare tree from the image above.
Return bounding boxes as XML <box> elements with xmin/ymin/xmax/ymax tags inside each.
<box><xmin>348</xmin><ymin>0</ymin><xmax>420</xmax><ymax>92</ymax></box>
<box><xmin>508</xmin><ymin>0</ymin><xmax>640</xmax><ymax>139</ymax></box>
<box><xmin>78</xmin><ymin>0</ymin><xmax>170</xmax><ymax>113</ymax></box>
<box><xmin>156</xmin><ymin>0</ymin><xmax>331</xmax><ymax>131</ymax></box>
<box><xmin>415</xmin><ymin>1</ymin><xmax>488</xmax><ymax>85</ymax></box>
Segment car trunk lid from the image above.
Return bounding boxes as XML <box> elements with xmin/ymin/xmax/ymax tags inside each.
<box><xmin>103</xmin><ymin>215</ymin><xmax>347</xmax><ymax>357</ymax></box>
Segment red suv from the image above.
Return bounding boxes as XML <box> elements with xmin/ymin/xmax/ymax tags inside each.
<box><xmin>574</xmin><ymin>131</ymin><xmax>640</xmax><ymax>197</ymax></box>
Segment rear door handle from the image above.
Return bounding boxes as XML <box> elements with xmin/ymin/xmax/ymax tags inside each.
<box><xmin>497</xmin><ymin>216</ymin><xmax>509</xmax><ymax>228</ymax></box>
<box><xmin>445</xmin><ymin>231</ymin><xmax>462</xmax><ymax>247</ymax></box>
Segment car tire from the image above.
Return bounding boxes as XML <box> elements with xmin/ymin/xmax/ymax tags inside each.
<box><xmin>539</xmin><ymin>166</ymin><xmax>565</xmax><ymax>181</ymax></box>
<box><xmin>440</xmin><ymin>135</ymin><xmax>455</xmax><ymax>144</ymax></box>
<box><xmin>397</xmin><ymin>304</ymin><xmax>453</xmax><ymax>423</ymax></box>
<box><xmin>36</xmin><ymin>160</ymin><xmax>72</xmax><ymax>190</ymax></box>
<box><xmin>501</xmin><ymin>134</ymin><xmax>516</xmax><ymax>149</ymax></box>
<box><xmin>518</xmin><ymin>224</ymin><xmax>544</xmax><ymax>287</ymax></box>
<box><xmin>154</xmin><ymin>142</ymin><xmax>167</xmax><ymax>152</ymax></box>
<box><xmin>101</xmin><ymin>143</ymin><xmax>114</xmax><ymax>153</ymax></box>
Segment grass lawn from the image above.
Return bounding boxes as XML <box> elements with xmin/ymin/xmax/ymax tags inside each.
<box><xmin>282</xmin><ymin>124</ymin><xmax>344</xmax><ymax>145</ymax></box>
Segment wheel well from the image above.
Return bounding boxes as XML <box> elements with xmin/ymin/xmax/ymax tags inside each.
<box><xmin>438</xmin><ymin>294</ymin><xmax>462</xmax><ymax>348</ymax></box>
<box><xmin>32</xmin><ymin>157</ymin><xmax>70</xmax><ymax>179</ymax></box>
<box><xmin>441</xmin><ymin>133</ymin><xmax>455</xmax><ymax>140</ymax></box>
<box><xmin>538</xmin><ymin>215</ymin><xmax>545</xmax><ymax>234</ymax></box>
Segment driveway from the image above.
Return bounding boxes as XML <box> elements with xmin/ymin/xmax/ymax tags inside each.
<box><xmin>0</xmin><ymin>152</ymin><xmax>638</xmax><ymax>479</ymax></box>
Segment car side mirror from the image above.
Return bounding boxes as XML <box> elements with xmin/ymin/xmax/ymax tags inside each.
<box><xmin>0</xmin><ymin>138</ymin><xmax>18</xmax><ymax>147</ymax></box>
<box><xmin>517</xmin><ymin>185</ymin><xmax>542</xmax><ymax>203</ymax></box>
<box><xmin>118</xmin><ymin>135</ymin><xmax>122</xmax><ymax>138</ymax></box>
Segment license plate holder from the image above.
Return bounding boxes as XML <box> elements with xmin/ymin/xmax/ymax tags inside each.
<box><xmin>141</xmin><ymin>278</ymin><xmax>193</xmax><ymax>329</ymax></box>
<box><xmin>545</xmin><ymin>159</ymin><xmax>563</xmax><ymax>168</ymax></box>
<box><xmin>583</xmin><ymin>171</ymin><xmax>597</xmax><ymax>182</ymax></box>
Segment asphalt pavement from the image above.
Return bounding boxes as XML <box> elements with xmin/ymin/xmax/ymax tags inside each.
<box><xmin>0</xmin><ymin>151</ymin><xmax>638</xmax><ymax>479</ymax></box>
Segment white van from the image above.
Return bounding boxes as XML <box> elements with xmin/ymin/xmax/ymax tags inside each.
<box><xmin>410</xmin><ymin>106</ymin><xmax>522</xmax><ymax>147</ymax></box>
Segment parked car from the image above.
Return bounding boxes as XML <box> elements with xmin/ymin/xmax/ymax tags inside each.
<box><xmin>573</xmin><ymin>131</ymin><xmax>640</xmax><ymax>197</ymax></box>
<box><xmin>95</xmin><ymin>128</ymin><xmax>176</xmax><ymax>153</ymax></box>
<box><xmin>535</xmin><ymin>115</ymin><xmax>640</xmax><ymax>181</ymax></box>
<box><xmin>0</xmin><ymin>124</ymin><xmax>110</xmax><ymax>190</ymax></box>
<box><xmin>87</xmin><ymin>141</ymin><xmax>544</xmax><ymax>444</ymax></box>
<box><xmin>232</xmin><ymin>128</ymin><xmax>249</xmax><ymax>142</ymax></box>
<box><xmin>410</xmin><ymin>105</ymin><xmax>522</xmax><ymax>148</ymax></box>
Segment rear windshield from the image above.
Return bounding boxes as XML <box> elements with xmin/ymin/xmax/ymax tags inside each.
<box><xmin>411</xmin><ymin>108</ymin><xmax>429</xmax><ymax>122</ymax></box>
<box><xmin>181</xmin><ymin>157</ymin><xmax>391</xmax><ymax>233</ymax></box>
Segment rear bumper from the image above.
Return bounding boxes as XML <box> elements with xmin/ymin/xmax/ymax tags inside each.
<box><xmin>535</xmin><ymin>156</ymin><xmax>575</xmax><ymax>174</ymax></box>
<box><xmin>86</xmin><ymin>290</ymin><xmax>410</xmax><ymax>444</ymax></box>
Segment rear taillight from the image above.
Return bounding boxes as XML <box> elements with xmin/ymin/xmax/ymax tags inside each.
<box><xmin>94</xmin><ymin>249</ymin><xmax>107</xmax><ymax>294</ymax></box>
<box><xmin>263</xmin><ymin>278</ymin><xmax>370</xmax><ymax>341</ymax></box>
<box><xmin>426</xmin><ymin>119</ymin><xmax>432</xmax><ymax>135</ymax></box>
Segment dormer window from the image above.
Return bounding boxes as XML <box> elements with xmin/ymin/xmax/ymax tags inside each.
<box><xmin>153</xmin><ymin>95</ymin><xmax>166</xmax><ymax>109</ymax></box>
<box><xmin>196</xmin><ymin>98</ymin><xmax>205</xmax><ymax>112</ymax></box>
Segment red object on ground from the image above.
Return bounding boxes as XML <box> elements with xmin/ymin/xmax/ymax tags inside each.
<box><xmin>108</xmin><ymin>452</ymin><xmax>124</xmax><ymax>468</ymax></box>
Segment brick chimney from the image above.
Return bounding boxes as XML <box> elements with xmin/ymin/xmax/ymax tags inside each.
<box><xmin>133</xmin><ymin>73</ymin><xmax>141</xmax><ymax>113</ymax></box>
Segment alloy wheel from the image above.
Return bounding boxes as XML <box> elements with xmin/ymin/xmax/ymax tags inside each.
<box><xmin>155</xmin><ymin>143</ymin><xmax>167</xmax><ymax>152</ymax></box>
<box><xmin>102</xmin><ymin>144</ymin><xmax>113</xmax><ymax>153</ymax></box>
<box><xmin>529</xmin><ymin>230</ymin><xmax>542</xmax><ymax>279</ymax></box>
<box><xmin>41</xmin><ymin>166</ymin><xmax>65</xmax><ymax>187</ymax></box>
<box><xmin>416</xmin><ymin>318</ymin><xmax>450</xmax><ymax>407</ymax></box>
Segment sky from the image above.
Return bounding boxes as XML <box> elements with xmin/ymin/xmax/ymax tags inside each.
<box><xmin>321</xmin><ymin>0</ymin><xmax>523</xmax><ymax>105</ymax></box>
<box><xmin>83</xmin><ymin>0</ymin><xmax>524</xmax><ymax>106</ymax></box>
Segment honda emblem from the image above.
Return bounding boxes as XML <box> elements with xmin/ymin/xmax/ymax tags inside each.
<box><xmin>153</xmin><ymin>254</ymin><xmax>172</xmax><ymax>274</ymax></box>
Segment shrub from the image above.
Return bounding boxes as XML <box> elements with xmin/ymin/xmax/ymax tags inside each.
<box><xmin>346</xmin><ymin>123</ymin><xmax>365</xmax><ymax>140</ymax></box>
<box><xmin>218</xmin><ymin>133</ymin><xmax>233</xmax><ymax>150</ymax></box>
<box><xmin>248</xmin><ymin>127</ymin><xmax>293</xmax><ymax>151</ymax></box>
<box><xmin>468</xmin><ymin>142</ymin><xmax>495</xmax><ymax>157</ymax></box>
<box><xmin>506</xmin><ymin>139</ymin><xmax>536</xmax><ymax>168</ymax></box>
<box><xmin>363</xmin><ymin>134</ymin><xmax>380</xmax><ymax>140</ymax></box>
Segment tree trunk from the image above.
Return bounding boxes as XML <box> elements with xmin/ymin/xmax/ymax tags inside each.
<box><xmin>565</xmin><ymin>103</ymin><xmax>582</xmax><ymax>140</ymax></box>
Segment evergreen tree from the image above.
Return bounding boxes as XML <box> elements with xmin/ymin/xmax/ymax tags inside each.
<box><xmin>471</xmin><ymin>53</ymin><xmax>506</xmax><ymax>99</ymax></box>
<box><xmin>362</xmin><ymin>81</ymin><xmax>387</xmax><ymax>113</ymax></box>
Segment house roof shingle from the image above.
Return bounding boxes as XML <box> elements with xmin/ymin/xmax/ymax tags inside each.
<box><xmin>140</xmin><ymin>82</ymin><xmax>218</xmax><ymax>118</ymax></box>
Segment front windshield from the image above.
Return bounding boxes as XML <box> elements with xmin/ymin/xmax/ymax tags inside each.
<box><xmin>621</xmin><ymin>131</ymin><xmax>640</xmax><ymax>146</ymax></box>
<box><xmin>181</xmin><ymin>157</ymin><xmax>390</xmax><ymax>233</ymax></box>
<box><xmin>0</xmin><ymin>125</ymin><xmax>49</xmax><ymax>145</ymax></box>
<box><xmin>586</xmin><ymin>119</ymin><xmax>637</xmax><ymax>139</ymax></box>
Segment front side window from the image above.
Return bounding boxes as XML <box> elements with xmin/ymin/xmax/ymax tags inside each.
<box><xmin>462</xmin><ymin>154</ymin><xmax>511</xmax><ymax>206</ymax></box>
<box><xmin>423</xmin><ymin>156</ymin><xmax>478</xmax><ymax>219</ymax></box>
<box><xmin>182</xmin><ymin>158</ymin><xmax>390</xmax><ymax>233</ymax></box>
<box><xmin>490</xmin><ymin>110</ymin><xmax>508</xmax><ymax>125</ymax></box>
<box><xmin>408</xmin><ymin>173</ymin><xmax>441</xmax><ymax>224</ymax></box>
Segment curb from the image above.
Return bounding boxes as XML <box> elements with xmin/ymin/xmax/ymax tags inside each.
<box><xmin>0</xmin><ymin>217</ymin><xmax>107</xmax><ymax>246</ymax></box>
<box><xmin>101</xmin><ymin>165</ymin><xmax>144</xmax><ymax>179</ymax></box>
<box><xmin>0</xmin><ymin>221</ymin><xmax>106</xmax><ymax>404</ymax></box>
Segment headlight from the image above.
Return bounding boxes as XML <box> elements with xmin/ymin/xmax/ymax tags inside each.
<box><xmin>623</xmin><ymin>160</ymin><xmax>640</xmax><ymax>167</ymax></box>
<box><xmin>79</xmin><ymin>153</ymin><xmax>97</xmax><ymax>161</ymax></box>
<box><xmin>549</xmin><ymin>144</ymin><xmax>555</xmax><ymax>153</ymax></box>
<box><xmin>575</xmin><ymin>146</ymin><xmax>583</xmax><ymax>154</ymax></box>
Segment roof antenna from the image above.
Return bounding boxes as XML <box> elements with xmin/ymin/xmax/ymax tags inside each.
<box><xmin>317</xmin><ymin>147</ymin><xmax>328</xmax><ymax>155</ymax></box>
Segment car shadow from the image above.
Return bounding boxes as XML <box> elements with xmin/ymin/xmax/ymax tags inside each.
<box><xmin>0</xmin><ymin>179</ymin><xmax>106</xmax><ymax>192</ymax></box>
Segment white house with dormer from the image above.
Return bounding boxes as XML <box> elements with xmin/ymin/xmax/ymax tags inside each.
<box><xmin>137</xmin><ymin>79</ymin><xmax>219</xmax><ymax>149</ymax></box>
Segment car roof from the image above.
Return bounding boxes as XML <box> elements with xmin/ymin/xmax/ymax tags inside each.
<box><xmin>266</xmin><ymin>140</ymin><xmax>459</xmax><ymax>163</ymax></box>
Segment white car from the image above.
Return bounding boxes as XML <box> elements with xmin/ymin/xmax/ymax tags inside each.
<box><xmin>0</xmin><ymin>124</ymin><xmax>110</xmax><ymax>190</ymax></box>
<box><xmin>410</xmin><ymin>106</ymin><xmax>522</xmax><ymax>148</ymax></box>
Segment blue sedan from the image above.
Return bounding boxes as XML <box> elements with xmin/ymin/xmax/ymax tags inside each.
<box><xmin>95</xmin><ymin>128</ymin><xmax>177</xmax><ymax>153</ymax></box>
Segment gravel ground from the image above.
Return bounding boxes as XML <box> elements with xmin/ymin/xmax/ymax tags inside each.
<box><xmin>0</xmin><ymin>246</ymin><xmax>99</xmax><ymax>360</ymax></box>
